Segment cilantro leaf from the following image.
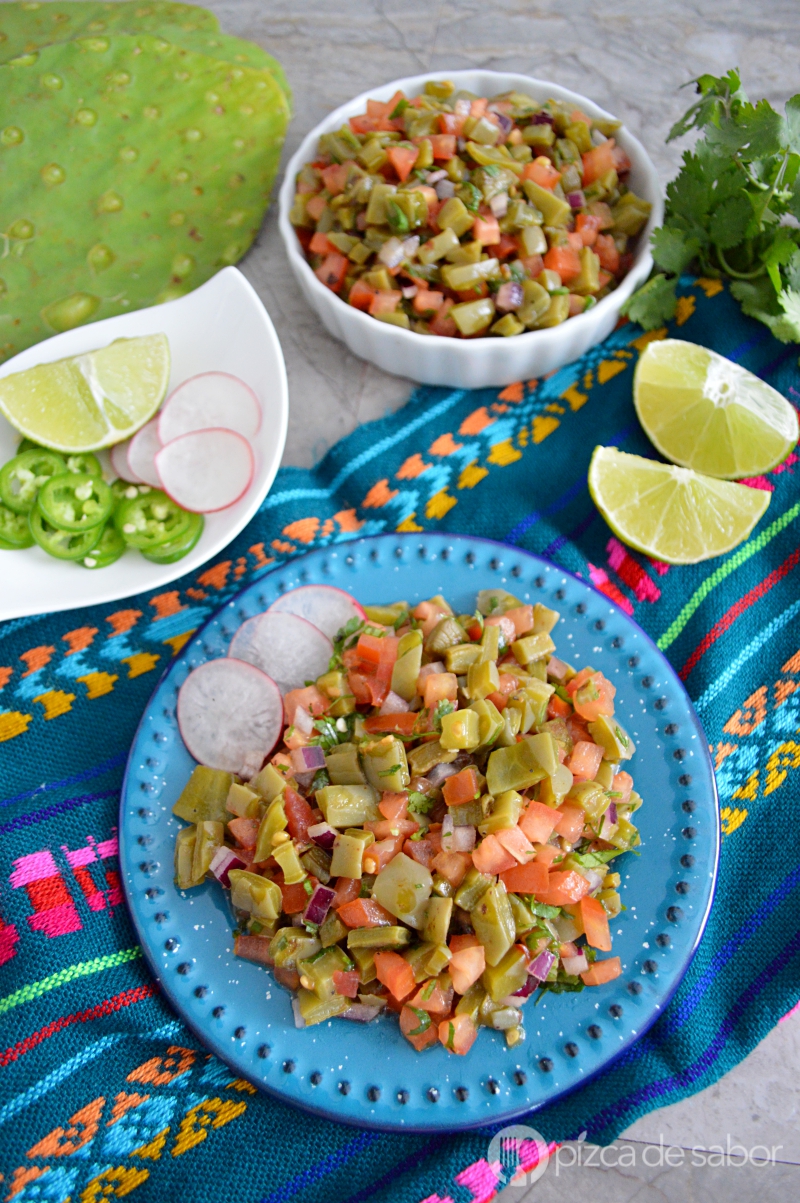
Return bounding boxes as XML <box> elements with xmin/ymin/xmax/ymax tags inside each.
<box><xmin>770</xmin><ymin>289</ymin><xmax>800</xmax><ymax>343</ymax></box>
<box><xmin>708</xmin><ymin>193</ymin><xmax>752</xmax><ymax>249</ymax></box>
<box><xmin>650</xmin><ymin>226</ymin><xmax>700</xmax><ymax>275</ymax></box>
<box><xmin>761</xmin><ymin>229</ymin><xmax>799</xmax><ymax>292</ymax></box>
<box><xmin>705</xmin><ymin>99</ymin><xmax>785</xmax><ymax>159</ymax></box>
<box><xmin>622</xmin><ymin>273</ymin><xmax>678</xmax><ymax>329</ymax></box>
<box><xmin>668</xmin><ymin>69</ymin><xmax>745</xmax><ymax>142</ymax></box>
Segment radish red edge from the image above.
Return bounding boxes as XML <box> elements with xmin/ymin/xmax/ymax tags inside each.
<box><xmin>267</xmin><ymin>584</ymin><xmax>366</xmax><ymax>642</ymax></box>
<box><xmin>176</xmin><ymin>657</ymin><xmax>284</xmax><ymax>775</ymax></box>
<box><xmin>158</xmin><ymin>371</ymin><xmax>262</xmax><ymax>445</ymax></box>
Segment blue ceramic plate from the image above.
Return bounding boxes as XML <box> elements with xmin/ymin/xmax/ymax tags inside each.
<box><xmin>120</xmin><ymin>533</ymin><xmax>719</xmax><ymax>1132</ymax></box>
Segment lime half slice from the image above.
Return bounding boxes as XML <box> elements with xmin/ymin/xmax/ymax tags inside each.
<box><xmin>588</xmin><ymin>445</ymin><xmax>770</xmax><ymax>564</ymax></box>
<box><xmin>634</xmin><ymin>338</ymin><xmax>798</xmax><ymax>479</ymax></box>
<box><xmin>0</xmin><ymin>334</ymin><xmax>170</xmax><ymax>453</ymax></box>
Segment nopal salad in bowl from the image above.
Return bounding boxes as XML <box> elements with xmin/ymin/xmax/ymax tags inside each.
<box><xmin>278</xmin><ymin>71</ymin><xmax>662</xmax><ymax>388</ymax></box>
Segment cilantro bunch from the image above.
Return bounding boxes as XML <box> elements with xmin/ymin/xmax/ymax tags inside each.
<box><xmin>625</xmin><ymin>70</ymin><xmax>800</xmax><ymax>341</ymax></box>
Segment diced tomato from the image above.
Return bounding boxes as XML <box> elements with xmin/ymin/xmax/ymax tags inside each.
<box><xmin>503</xmin><ymin>605</ymin><xmax>533</xmax><ymax>638</ymax></box>
<box><xmin>431</xmin><ymin>849</ymin><xmax>471</xmax><ymax>888</ymax></box>
<box><xmin>445</xmin><ymin>938</ymin><xmax>483</xmax><ymax>996</ymax></box>
<box><xmin>575</xmin><ymin>213</ymin><xmax>602</xmax><ymax>246</ymax></box>
<box><xmin>306</xmin><ymin>194</ymin><xmax>327</xmax><ymax>221</ymax></box>
<box><xmin>283</xmin><ymin>786</ymin><xmax>316</xmax><ymax>842</ymax></box>
<box><xmin>522</xmin><ymin>157</ymin><xmax>562</xmax><ymax>190</ymax></box>
<box><xmin>309</xmin><ymin>231</ymin><xmax>338</xmax><ymax>255</ymax></box>
<box><xmin>399</xmin><ymin>1003</ymin><xmax>440</xmax><ymax>1050</ymax></box>
<box><xmin>363</xmin><ymin>711</ymin><xmax>418</xmax><ymax>736</ymax></box>
<box><xmin>470</xmin><ymin>97</ymin><xmax>488</xmax><ymax>117</ymax></box>
<box><xmin>535</xmin><ymin>843</ymin><xmax>563</xmax><ymax>868</ymax></box>
<box><xmin>438</xmin><ymin>112</ymin><xmax>466</xmax><ymax>137</ymax></box>
<box><xmin>378</xmin><ymin>792</ymin><xmax>409</xmax><ymax>822</ymax></box>
<box><xmin>442</xmin><ymin>766</ymin><xmax>480</xmax><ymax>807</ymax></box>
<box><xmin>413</xmin><ymin>289</ymin><xmax>444</xmax><ymax>314</ymax></box>
<box><xmin>284</xmin><ymin>685</ymin><xmax>329</xmax><ymax>725</ymax></box>
<box><xmin>543</xmin><ymin>245</ymin><xmax>581</xmax><ymax>283</ymax></box>
<box><xmin>423</xmin><ymin>671</ymin><xmax>458</xmax><ymax>709</ymax></box>
<box><xmin>349</xmin><ymin>278</ymin><xmax>376</xmax><ymax>311</ymax></box>
<box><xmin>581</xmin><ymin>139</ymin><xmax>617</xmax><ymax>185</ymax></box>
<box><xmin>598</xmin><ymin>269</ymin><xmax>614</xmax><ymax>288</ymax></box>
<box><xmin>337</xmin><ymin>898</ymin><xmax>394</xmax><ymax>928</ymax></box>
<box><xmin>374</xmin><ymin>950</ymin><xmax>416</xmax><ymax>1001</ymax></box>
<box><xmin>567</xmin><ymin>740</ymin><xmax>605</xmax><ymax>783</ymax></box>
<box><xmin>430</xmin><ymin>134</ymin><xmax>454</xmax><ymax>161</ymax></box>
<box><xmin>495</xmin><ymin>825</ymin><xmax>535</xmax><ymax>864</ymax></box>
<box><xmin>537</xmin><ymin>869</ymin><xmax>591</xmax><ymax>906</ymax></box>
<box><xmin>295</xmin><ymin>227</ymin><xmax>313</xmax><ymax>253</ymax></box>
<box><xmin>553</xmin><ymin>804</ymin><xmax>586</xmax><ymax>843</ymax></box>
<box><xmin>612</xmin><ymin>771</ymin><xmax>634</xmax><ymax>805</ymax></box>
<box><xmin>595</xmin><ymin>233</ymin><xmax>620</xmax><ymax>274</ymax></box>
<box><xmin>473</xmin><ymin>215</ymin><xmax>501</xmax><ymax>245</ymax></box>
<box><xmin>387</xmin><ymin>144</ymin><xmax>419</xmax><ymax>182</ymax></box>
<box><xmin>547</xmin><ymin>694</ymin><xmax>573</xmax><ymax>720</ymax></box>
<box><xmin>566</xmin><ymin>231</ymin><xmax>584</xmax><ymax>253</ymax></box>
<box><xmin>234</xmin><ymin>934</ymin><xmax>273</xmax><ymax>965</ymax></box>
<box><xmin>314</xmin><ymin>252</ymin><xmax>348</xmax><ymax>293</ymax></box>
<box><xmin>365</xmin><ymin>817</ymin><xmax>419</xmax><ymax>840</ymax></box>
<box><xmin>227</xmin><ymin>816</ymin><xmax>258</xmax><ymax>849</ymax></box>
<box><xmin>581</xmin><ymin>956</ymin><xmax>622</xmax><ymax>986</ymax></box>
<box><xmin>410</xmin><ymin>978</ymin><xmax>453</xmax><ymax>1017</ymax></box>
<box><xmin>455</xmin><ymin>280</ymin><xmax>489</xmax><ymax>302</ymax></box>
<box><xmin>357</xmin><ymin>632</ymin><xmax>397</xmax><ymax>667</ymax></box>
<box><xmin>485</xmin><ymin>613</ymin><xmax>516</xmax><ymax>647</ymax></box>
<box><xmin>320</xmin><ymin>162</ymin><xmax>351</xmax><ymax>195</ymax></box>
<box><xmin>412</xmin><ymin>600</ymin><xmax>448</xmax><ymax>637</ymax></box>
<box><xmin>569</xmin><ymin>670</ymin><xmax>615</xmax><ymax>721</ymax></box>
<box><xmin>347</xmin><ymin>670</ymin><xmax>373</xmax><ymax>706</ymax></box>
<box><xmin>450</xmin><ymin>933</ymin><xmax>482</xmax><ymax>952</ymax></box>
<box><xmin>429</xmin><ymin>298</ymin><xmax>457</xmax><ymax>336</ymax></box>
<box><xmin>611</xmin><ymin>144</ymin><xmax>631</xmax><ymax>174</ymax></box>
<box><xmin>486</xmin><ymin>692</ymin><xmax>508</xmax><ymax>712</ymax></box>
<box><xmin>519</xmin><ymin>800</ymin><xmax>559</xmax><ymax>844</ymax></box>
<box><xmin>499</xmin><ymin>859</ymin><xmax>549</xmax><ymax>894</ymax></box>
<box><xmin>330</xmin><ymin>876</ymin><xmax>360</xmax><ymax>908</ymax></box>
<box><xmin>349</xmin><ymin>114</ymin><xmax>381</xmax><ymax>135</ymax></box>
<box><xmin>332</xmin><ymin>969</ymin><xmax>360</xmax><ymax>998</ymax></box>
<box><xmin>368</xmin><ymin>289</ymin><xmax>401</xmax><ymax>316</ymax></box>
<box><xmin>365</xmin><ymin>834</ymin><xmax>404</xmax><ymax>871</ymax></box>
<box><xmin>403</xmin><ymin>835</ymin><xmax>438</xmax><ymax>868</ymax></box>
<box><xmin>580</xmin><ymin>895</ymin><xmax>612</xmax><ymax>952</ymax></box>
<box><xmin>281</xmin><ymin>878</ymin><xmax>316</xmax><ymax>914</ymax></box>
<box><xmin>439</xmin><ymin>1013</ymin><xmax>478</xmax><ymax>1055</ymax></box>
<box><xmin>496</xmin><ymin>233</ymin><xmax>519</xmax><ymax>260</ymax></box>
<box><xmin>472</xmin><ymin>832</ymin><xmax>517</xmax><ymax>875</ymax></box>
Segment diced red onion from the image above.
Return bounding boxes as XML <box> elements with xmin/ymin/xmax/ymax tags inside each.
<box><xmin>529</xmin><ymin>949</ymin><xmax>557</xmax><ymax>981</ymax></box>
<box><xmin>598</xmin><ymin>804</ymin><xmax>618</xmax><ymax>840</ymax></box>
<box><xmin>402</xmin><ymin>235</ymin><xmax>420</xmax><ymax>258</ymax></box>
<box><xmin>606</xmin><ymin>802</ymin><xmax>618</xmax><ymax>826</ymax></box>
<box><xmin>294</xmin><ymin>705</ymin><xmax>314</xmax><ymax>736</ymax></box>
<box><xmin>591</xmin><ymin>128</ymin><xmax>608</xmax><ymax>146</ymax></box>
<box><xmin>380</xmin><ymin>690</ymin><xmax>411</xmax><ymax>715</ymax></box>
<box><xmin>291</xmin><ymin>745</ymin><xmax>326</xmax><ymax>774</ymax></box>
<box><xmin>435</xmin><ymin>179</ymin><xmax>456</xmax><ymax>200</ymax></box>
<box><xmin>308</xmin><ymin>821</ymin><xmax>337</xmax><ymax>851</ymax></box>
<box><xmin>456</xmin><ymin>137</ymin><xmax>467</xmax><ymax>153</ymax></box>
<box><xmin>451</xmin><ymin>824</ymin><xmax>476</xmax><ymax>852</ymax></box>
<box><xmin>454</xmin><ymin>98</ymin><xmax>471</xmax><ymax>118</ymax></box>
<box><xmin>426</xmin><ymin>169</ymin><xmax>447</xmax><ymax>184</ymax></box>
<box><xmin>209</xmin><ymin>845</ymin><xmax>247</xmax><ymax>888</ymax></box>
<box><xmin>512</xmin><ymin>975</ymin><xmax>540</xmax><ymax>998</ymax></box>
<box><xmin>409</xmin><ymin>776</ymin><xmax>433</xmax><ymax>794</ymax></box>
<box><xmin>342</xmin><ymin>1004</ymin><xmax>382</xmax><ymax>1023</ymax></box>
<box><xmin>582</xmin><ymin>868</ymin><xmax>606</xmax><ymax>893</ymax></box>
<box><xmin>291</xmin><ymin>914</ymin><xmax>305</xmax><ymax>927</ymax></box>
<box><xmin>417</xmin><ymin>662</ymin><xmax>446</xmax><ymax>685</ymax></box>
<box><xmin>427</xmin><ymin>760</ymin><xmax>461</xmax><ymax>788</ymax></box>
<box><xmin>378</xmin><ymin>236</ymin><xmax>405</xmax><ymax>269</ymax></box>
<box><xmin>546</xmin><ymin>656</ymin><xmax>569</xmax><ymax>682</ymax></box>
<box><xmin>567</xmin><ymin>190</ymin><xmax>586</xmax><ymax>210</ymax></box>
<box><xmin>441</xmin><ymin>812</ymin><xmax>455</xmax><ymax>850</ymax></box>
<box><xmin>562</xmin><ymin>952</ymin><xmax>589</xmax><ymax>975</ymax></box>
<box><xmin>495</xmin><ymin>281</ymin><xmax>524</xmax><ymax>313</ymax></box>
<box><xmin>356</xmin><ymin>211</ymin><xmax>367</xmax><ymax>230</ymax></box>
<box><xmin>489</xmin><ymin>192</ymin><xmax>508</xmax><ymax>218</ymax></box>
<box><xmin>532</xmin><ymin>112</ymin><xmax>554</xmax><ymax>126</ymax></box>
<box><xmin>303</xmin><ymin>883</ymin><xmax>335</xmax><ymax>926</ymax></box>
<box><xmin>494</xmin><ymin>112</ymin><xmax>514</xmax><ymax>135</ymax></box>
<box><xmin>402</xmin><ymin>285</ymin><xmax>418</xmax><ymax>300</ymax></box>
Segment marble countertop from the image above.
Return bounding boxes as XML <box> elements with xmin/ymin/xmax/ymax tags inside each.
<box><xmin>216</xmin><ymin>1</ymin><xmax>800</xmax><ymax>1194</ymax></box>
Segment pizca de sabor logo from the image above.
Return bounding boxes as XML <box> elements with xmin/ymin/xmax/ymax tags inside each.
<box><xmin>487</xmin><ymin>1124</ymin><xmax>551</xmax><ymax>1188</ymax></box>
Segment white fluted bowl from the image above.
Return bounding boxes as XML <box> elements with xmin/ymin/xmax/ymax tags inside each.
<box><xmin>278</xmin><ymin>70</ymin><xmax>662</xmax><ymax>389</ymax></box>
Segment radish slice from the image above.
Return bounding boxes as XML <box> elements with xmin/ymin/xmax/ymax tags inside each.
<box><xmin>268</xmin><ymin>585</ymin><xmax>366</xmax><ymax>641</ymax></box>
<box><xmin>110</xmin><ymin>440</ymin><xmax>140</xmax><ymax>483</ymax></box>
<box><xmin>158</xmin><ymin>372</ymin><xmax>261</xmax><ymax>444</ymax></box>
<box><xmin>228</xmin><ymin>611</ymin><xmax>333</xmax><ymax>695</ymax></box>
<box><xmin>177</xmin><ymin>657</ymin><xmax>283</xmax><ymax>774</ymax></box>
<box><xmin>155</xmin><ymin>428</ymin><xmax>254</xmax><ymax>513</ymax></box>
<box><xmin>127</xmin><ymin>419</ymin><xmax>162</xmax><ymax>488</ymax></box>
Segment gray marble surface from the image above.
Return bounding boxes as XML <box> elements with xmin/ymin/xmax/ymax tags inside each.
<box><xmin>215</xmin><ymin>0</ymin><xmax>800</xmax><ymax>1192</ymax></box>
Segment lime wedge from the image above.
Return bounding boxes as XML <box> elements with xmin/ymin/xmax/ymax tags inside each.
<box><xmin>634</xmin><ymin>338</ymin><xmax>798</xmax><ymax>479</ymax></box>
<box><xmin>0</xmin><ymin>334</ymin><xmax>170</xmax><ymax>453</ymax></box>
<box><xmin>588</xmin><ymin>445</ymin><xmax>770</xmax><ymax>564</ymax></box>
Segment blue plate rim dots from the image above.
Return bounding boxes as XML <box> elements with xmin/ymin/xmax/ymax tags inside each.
<box><xmin>119</xmin><ymin>532</ymin><xmax>720</xmax><ymax>1133</ymax></box>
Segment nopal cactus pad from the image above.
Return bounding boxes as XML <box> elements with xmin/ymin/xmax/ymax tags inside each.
<box><xmin>0</xmin><ymin>33</ymin><xmax>290</xmax><ymax>361</ymax></box>
<box><xmin>0</xmin><ymin>1</ymin><xmax>220</xmax><ymax>63</ymax></box>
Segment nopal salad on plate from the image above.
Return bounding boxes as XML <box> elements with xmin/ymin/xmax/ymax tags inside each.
<box><xmin>289</xmin><ymin>79</ymin><xmax>652</xmax><ymax>339</ymax></box>
<box><xmin>172</xmin><ymin>582</ymin><xmax>642</xmax><ymax>1057</ymax></box>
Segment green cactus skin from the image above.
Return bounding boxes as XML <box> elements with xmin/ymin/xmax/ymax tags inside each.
<box><xmin>0</xmin><ymin>32</ymin><xmax>290</xmax><ymax>360</ymax></box>
<box><xmin>0</xmin><ymin>2</ymin><xmax>220</xmax><ymax>63</ymax></box>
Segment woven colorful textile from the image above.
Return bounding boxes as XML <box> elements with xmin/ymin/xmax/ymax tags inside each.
<box><xmin>2</xmin><ymin>278</ymin><xmax>799</xmax><ymax>1203</ymax></box>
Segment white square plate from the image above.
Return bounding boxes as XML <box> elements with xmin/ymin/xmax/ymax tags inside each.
<box><xmin>0</xmin><ymin>267</ymin><xmax>288</xmax><ymax>621</ymax></box>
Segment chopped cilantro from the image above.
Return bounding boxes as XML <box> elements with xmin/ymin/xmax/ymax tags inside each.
<box><xmin>614</xmin><ymin>726</ymin><xmax>630</xmax><ymax>749</ymax></box>
<box><xmin>431</xmin><ymin>698</ymin><xmax>455</xmax><ymax>730</ymax></box>
<box><xmin>303</xmin><ymin>879</ymin><xmax>314</xmax><ymax>896</ymax></box>
<box><xmin>407</xmin><ymin>791</ymin><xmax>434</xmax><ymax>814</ymax></box>
<box><xmin>408</xmin><ymin>1007</ymin><xmax>431</xmax><ymax>1035</ymax></box>
<box><xmin>377</xmin><ymin>764</ymin><xmax>402</xmax><ymax>777</ymax></box>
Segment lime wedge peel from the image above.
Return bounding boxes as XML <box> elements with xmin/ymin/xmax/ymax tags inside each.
<box><xmin>634</xmin><ymin>339</ymin><xmax>799</xmax><ymax>480</ymax></box>
<box><xmin>0</xmin><ymin>334</ymin><xmax>170</xmax><ymax>453</ymax></box>
<box><xmin>588</xmin><ymin>445</ymin><xmax>771</xmax><ymax>565</ymax></box>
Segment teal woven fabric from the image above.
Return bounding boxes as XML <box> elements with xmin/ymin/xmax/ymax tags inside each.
<box><xmin>2</xmin><ymin>278</ymin><xmax>799</xmax><ymax>1203</ymax></box>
